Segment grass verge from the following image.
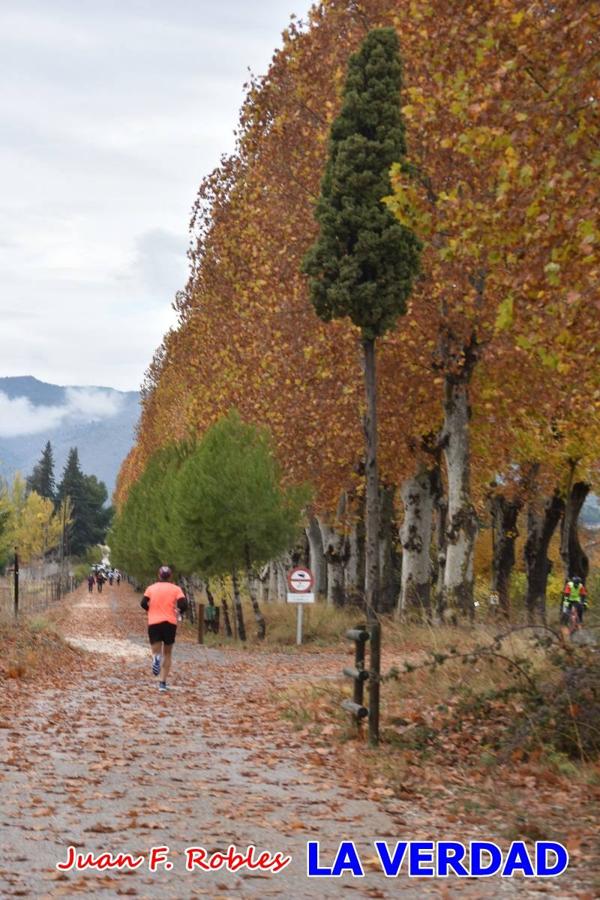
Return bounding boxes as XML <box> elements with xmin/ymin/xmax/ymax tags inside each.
<box><xmin>183</xmin><ymin>598</ymin><xmax>365</xmax><ymax>650</ymax></box>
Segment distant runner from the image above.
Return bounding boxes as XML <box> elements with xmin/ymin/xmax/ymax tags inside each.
<box><xmin>140</xmin><ymin>566</ymin><xmax>188</xmax><ymax>693</ymax></box>
<box><xmin>87</xmin><ymin>572</ymin><xmax>95</xmax><ymax>593</ymax></box>
<box><xmin>95</xmin><ymin>570</ymin><xmax>105</xmax><ymax>593</ymax></box>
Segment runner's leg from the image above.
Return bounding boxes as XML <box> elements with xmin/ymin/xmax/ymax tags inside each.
<box><xmin>161</xmin><ymin>644</ymin><xmax>173</xmax><ymax>682</ymax></box>
<box><xmin>148</xmin><ymin>621</ymin><xmax>163</xmax><ymax>676</ymax></box>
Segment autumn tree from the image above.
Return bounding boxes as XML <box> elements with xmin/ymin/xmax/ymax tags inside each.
<box><xmin>11</xmin><ymin>491</ymin><xmax>63</xmax><ymax>565</ymax></box>
<box><xmin>1</xmin><ymin>474</ymin><xmax>65</xmax><ymax>565</ymax></box>
<box><xmin>303</xmin><ymin>27</ymin><xmax>421</xmax><ymax>619</ymax></box>
<box><xmin>0</xmin><ymin>479</ymin><xmax>13</xmax><ymax>568</ymax></box>
<box><xmin>386</xmin><ymin>0</ymin><xmax>598</xmax><ymax>619</ymax></box>
<box><xmin>117</xmin><ymin>0</ymin><xmax>598</xmax><ymax>628</ymax></box>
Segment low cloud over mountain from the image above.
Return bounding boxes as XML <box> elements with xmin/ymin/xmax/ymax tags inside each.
<box><xmin>0</xmin><ymin>387</ymin><xmax>124</xmax><ymax>437</ymax></box>
<box><xmin>0</xmin><ymin>377</ymin><xmax>139</xmax><ymax>496</ymax></box>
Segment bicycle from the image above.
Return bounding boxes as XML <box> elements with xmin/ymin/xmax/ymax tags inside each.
<box><xmin>561</xmin><ymin>599</ymin><xmax>583</xmax><ymax>638</ymax></box>
<box><xmin>568</xmin><ymin>603</ymin><xmax>580</xmax><ymax>636</ymax></box>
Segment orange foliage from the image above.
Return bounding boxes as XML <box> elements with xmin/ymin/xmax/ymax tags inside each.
<box><xmin>116</xmin><ymin>0</ymin><xmax>598</xmax><ymax>517</ymax></box>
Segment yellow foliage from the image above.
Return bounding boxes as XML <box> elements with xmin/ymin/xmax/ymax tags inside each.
<box><xmin>5</xmin><ymin>476</ymin><xmax>65</xmax><ymax>565</ymax></box>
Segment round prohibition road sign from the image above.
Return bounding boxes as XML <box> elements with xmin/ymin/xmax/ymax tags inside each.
<box><xmin>287</xmin><ymin>567</ymin><xmax>314</xmax><ymax>593</ymax></box>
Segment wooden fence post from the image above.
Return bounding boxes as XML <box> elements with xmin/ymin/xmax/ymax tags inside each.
<box><xmin>13</xmin><ymin>549</ymin><xmax>19</xmax><ymax>618</ymax></box>
<box><xmin>342</xmin><ymin>626</ymin><xmax>370</xmax><ymax>723</ymax></box>
<box><xmin>368</xmin><ymin>620</ymin><xmax>381</xmax><ymax>747</ymax></box>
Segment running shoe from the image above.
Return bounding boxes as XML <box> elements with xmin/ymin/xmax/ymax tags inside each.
<box><xmin>158</xmin><ymin>681</ymin><xmax>169</xmax><ymax>692</ymax></box>
<box><xmin>152</xmin><ymin>654</ymin><xmax>161</xmax><ymax>676</ymax></box>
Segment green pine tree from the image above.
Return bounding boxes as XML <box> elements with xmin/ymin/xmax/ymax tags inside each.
<box><xmin>26</xmin><ymin>440</ymin><xmax>56</xmax><ymax>502</ymax></box>
<box><xmin>56</xmin><ymin>448</ymin><xmax>111</xmax><ymax>555</ymax></box>
<box><xmin>109</xmin><ymin>442</ymin><xmax>191</xmax><ymax>584</ymax></box>
<box><xmin>175</xmin><ymin>411</ymin><xmax>310</xmax><ymax>640</ymax></box>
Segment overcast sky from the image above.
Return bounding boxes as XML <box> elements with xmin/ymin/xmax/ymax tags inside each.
<box><xmin>0</xmin><ymin>0</ymin><xmax>309</xmax><ymax>391</ymax></box>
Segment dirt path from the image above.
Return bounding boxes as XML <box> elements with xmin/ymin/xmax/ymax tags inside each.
<box><xmin>0</xmin><ymin>585</ymin><xmax>588</xmax><ymax>898</ymax></box>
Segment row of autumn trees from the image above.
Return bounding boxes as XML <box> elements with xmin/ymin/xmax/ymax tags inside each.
<box><xmin>115</xmin><ymin>0</ymin><xmax>598</xmax><ymax>623</ymax></box>
<box><xmin>0</xmin><ymin>441</ymin><xmax>112</xmax><ymax>567</ymax></box>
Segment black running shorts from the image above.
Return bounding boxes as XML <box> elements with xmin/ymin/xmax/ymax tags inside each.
<box><xmin>148</xmin><ymin>622</ymin><xmax>177</xmax><ymax>645</ymax></box>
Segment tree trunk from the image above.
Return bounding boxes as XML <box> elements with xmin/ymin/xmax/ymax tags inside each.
<box><xmin>246</xmin><ymin>577</ymin><xmax>266</xmax><ymax>637</ymax></box>
<box><xmin>217</xmin><ymin>576</ymin><xmax>234</xmax><ymax>637</ymax></box>
<box><xmin>362</xmin><ymin>336</ymin><xmax>380</xmax><ymax>618</ymax></box>
<box><xmin>306</xmin><ymin>516</ymin><xmax>327</xmax><ymax>598</ymax></box>
<box><xmin>398</xmin><ymin>466</ymin><xmax>434</xmax><ymax>618</ymax></box>
<box><xmin>267</xmin><ymin>559</ymin><xmax>288</xmax><ymax>603</ymax></box>
<box><xmin>245</xmin><ymin>546</ymin><xmax>266</xmax><ymax>639</ymax></box>
<box><xmin>524</xmin><ymin>488</ymin><xmax>563</xmax><ymax>623</ymax></box>
<box><xmin>362</xmin><ymin>335</ymin><xmax>381</xmax><ymax>749</ymax></box>
<box><xmin>442</xmin><ymin>377</ymin><xmax>478</xmax><ymax>620</ymax></box>
<box><xmin>560</xmin><ymin>472</ymin><xmax>590</xmax><ymax>581</ymax></box>
<box><xmin>291</xmin><ymin>531</ymin><xmax>309</xmax><ymax>567</ymax></box>
<box><xmin>341</xmin><ymin>490</ymin><xmax>364</xmax><ymax>606</ymax></box>
<box><xmin>257</xmin><ymin>565</ymin><xmax>269</xmax><ymax>604</ymax></box>
<box><xmin>267</xmin><ymin>563</ymin><xmax>278</xmax><ymax>603</ymax></box>
<box><xmin>204</xmin><ymin>579</ymin><xmax>218</xmax><ymax>635</ymax></box>
<box><xmin>432</xmin><ymin>458</ymin><xmax>447</xmax><ymax>624</ymax></box>
<box><xmin>489</xmin><ymin>492</ymin><xmax>522</xmax><ymax>619</ymax></box>
<box><xmin>275</xmin><ymin>557</ymin><xmax>290</xmax><ymax>602</ymax></box>
<box><xmin>181</xmin><ymin>576</ymin><xmax>196</xmax><ymax>624</ymax></box>
<box><xmin>344</xmin><ymin>520</ymin><xmax>363</xmax><ymax>605</ymax></box>
<box><xmin>231</xmin><ymin>569</ymin><xmax>246</xmax><ymax>641</ymax></box>
<box><xmin>317</xmin><ymin>516</ymin><xmax>346</xmax><ymax>606</ymax></box>
<box><xmin>220</xmin><ymin>593</ymin><xmax>233</xmax><ymax>637</ymax></box>
<box><xmin>247</xmin><ymin>569</ymin><xmax>261</xmax><ymax>605</ymax></box>
<box><xmin>379</xmin><ymin>484</ymin><xmax>400</xmax><ymax>614</ymax></box>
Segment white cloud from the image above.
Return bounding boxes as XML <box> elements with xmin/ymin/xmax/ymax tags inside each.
<box><xmin>0</xmin><ymin>388</ymin><xmax>124</xmax><ymax>438</ymax></box>
<box><xmin>0</xmin><ymin>395</ymin><xmax>65</xmax><ymax>437</ymax></box>
<box><xmin>64</xmin><ymin>387</ymin><xmax>123</xmax><ymax>419</ymax></box>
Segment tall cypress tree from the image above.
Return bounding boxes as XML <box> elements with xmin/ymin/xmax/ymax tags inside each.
<box><xmin>303</xmin><ymin>28</ymin><xmax>421</xmax><ymax>745</ymax></box>
<box><xmin>303</xmin><ymin>27</ymin><xmax>421</xmax><ymax>618</ymax></box>
<box><xmin>26</xmin><ymin>440</ymin><xmax>56</xmax><ymax>502</ymax></box>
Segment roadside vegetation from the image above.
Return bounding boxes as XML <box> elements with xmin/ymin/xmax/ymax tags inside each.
<box><xmin>0</xmin><ymin>610</ymin><xmax>80</xmax><ymax>682</ymax></box>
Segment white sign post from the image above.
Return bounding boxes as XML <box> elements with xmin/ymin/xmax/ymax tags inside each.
<box><xmin>287</xmin><ymin>567</ymin><xmax>315</xmax><ymax>645</ymax></box>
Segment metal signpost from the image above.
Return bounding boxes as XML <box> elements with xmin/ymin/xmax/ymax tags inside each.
<box><xmin>286</xmin><ymin>566</ymin><xmax>315</xmax><ymax>645</ymax></box>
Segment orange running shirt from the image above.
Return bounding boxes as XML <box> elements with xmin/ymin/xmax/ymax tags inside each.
<box><xmin>144</xmin><ymin>582</ymin><xmax>185</xmax><ymax>626</ymax></box>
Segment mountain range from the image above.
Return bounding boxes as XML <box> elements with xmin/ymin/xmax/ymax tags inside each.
<box><xmin>0</xmin><ymin>376</ymin><xmax>140</xmax><ymax>498</ymax></box>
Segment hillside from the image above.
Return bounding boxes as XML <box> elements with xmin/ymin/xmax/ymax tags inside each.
<box><xmin>0</xmin><ymin>376</ymin><xmax>140</xmax><ymax>497</ymax></box>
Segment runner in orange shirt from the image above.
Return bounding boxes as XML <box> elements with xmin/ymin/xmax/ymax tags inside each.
<box><xmin>140</xmin><ymin>566</ymin><xmax>188</xmax><ymax>692</ymax></box>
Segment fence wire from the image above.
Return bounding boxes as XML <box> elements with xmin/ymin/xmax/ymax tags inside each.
<box><xmin>0</xmin><ymin>571</ymin><xmax>76</xmax><ymax>618</ymax></box>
